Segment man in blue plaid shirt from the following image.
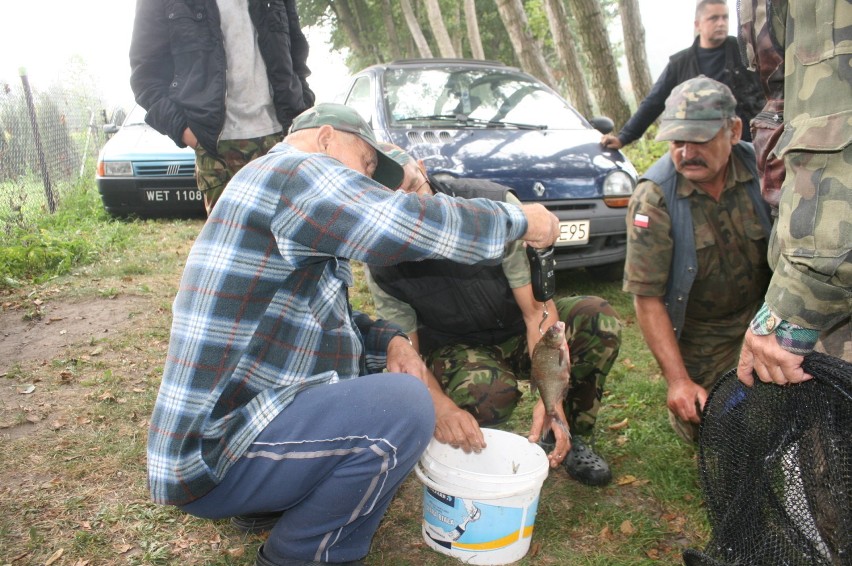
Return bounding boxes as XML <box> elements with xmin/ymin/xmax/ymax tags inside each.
<box><xmin>147</xmin><ymin>103</ymin><xmax>559</xmax><ymax>566</ymax></box>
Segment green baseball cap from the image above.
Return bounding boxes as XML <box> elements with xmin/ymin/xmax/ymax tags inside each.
<box><xmin>656</xmin><ymin>76</ymin><xmax>737</xmax><ymax>143</ymax></box>
<box><xmin>290</xmin><ymin>103</ymin><xmax>403</xmax><ymax>189</ymax></box>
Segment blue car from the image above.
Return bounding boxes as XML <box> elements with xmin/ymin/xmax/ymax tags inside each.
<box><xmin>96</xmin><ymin>105</ymin><xmax>203</xmax><ymax>217</ymax></box>
<box><xmin>340</xmin><ymin>59</ymin><xmax>637</xmax><ymax>276</ymax></box>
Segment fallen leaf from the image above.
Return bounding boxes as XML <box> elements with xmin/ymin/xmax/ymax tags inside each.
<box><xmin>607</xmin><ymin>418</ymin><xmax>629</xmax><ymax>431</ymax></box>
<box><xmin>115</xmin><ymin>544</ymin><xmax>133</xmax><ymax>554</ymax></box>
<box><xmin>26</xmin><ymin>415</ymin><xmax>42</xmax><ymax>424</ymax></box>
<box><xmin>98</xmin><ymin>391</ymin><xmax>116</xmax><ymax>402</ymax></box>
<box><xmin>90</xmin><ymin>347</ymin><xmax>103</xmax><ymax>356</ymax></box>
<box><xmin>599</xmin><ymin>525</ymin><xmax>614</xmax><ymax>541</ymax></box>
<box><xmin>45</xmin><ymin>548</ymin><xmax>64</xmax><ymax>565</ymax></box>
<box><xmin>50</xmin><ymin>420</ymin><xmax>66</xmax><ymax>430</ymax></box>
<box><xmin>620</xmin><ymin>520</ymin><xmax>635</xmax><ymax>535</ymax></box>
<box><xmin>528</xmin><ymin>541</ymin><xmax>541</xmax><ymax>557</ymax></box>
<box><xmin>59</xmin><ymin>329</ymin><xmax>67</xmax><ymax>335</ymax></box>
<box><xmin>616</xmin><ymin>436</ymin><xmax>629</xmax><ymax>446</ymax></box>
<box><xmin>646</xmin><ymin>548</ymin><xmax>660</xmax><ymax>559</ymax></box>
<box><xmin>59</xmin><ymin>372</ymin><xmax>74</xmax><ymax>383</ymax></box>
<box><xmin>617</xmin><ymin>474</ymin><xmax>637</xmax><ymax>485</ymax></box>
<box><xmin>226</xmin><ymin>547</ymin><xmax>245</xmax><ymax>557</ymax></box>
<box><xmin>18</xmin><ymin>384</ymin><xmax>36</xmax><ymax>395</ymax></box>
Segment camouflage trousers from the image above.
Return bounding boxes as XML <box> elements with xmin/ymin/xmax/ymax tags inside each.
<box><xmin>194</xmin><ymin>133</ymin><xmax>283</xmax><ymax>215</ymax></box>
<box><xmin>426</xmin><ymin>295</ymin><xmax>622</xmax><ymax>437</ymax></box>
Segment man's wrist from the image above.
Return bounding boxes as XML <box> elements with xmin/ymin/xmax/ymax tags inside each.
<box><xmin>750</xmin><ymin>302</ymin><xmax>819</xmax><ymax>355</ymax></box>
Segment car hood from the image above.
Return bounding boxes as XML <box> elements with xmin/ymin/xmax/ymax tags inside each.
<box><xmin>387</xmin><ymin>127</ymin><xmax>635</xmax><ymax>201</ymax></box>
<box><xmin>100</xmin><ymin>124</ymin><xmax>195</xmax><ymax>162</ymax></box>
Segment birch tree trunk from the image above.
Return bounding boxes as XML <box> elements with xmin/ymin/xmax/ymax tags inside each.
<box><xmin>542</xmin><ymin>0</ymin><xmax>594</xmax><ymax>117</ymax></box>
<box><xmin>619</xmin><ymin>0</ymin><xmax>653</xmax><ymax>104</ymax></box>
<box><xmin>330</xmin><ymin>0</ymin><xmax>369</xmax><ymax>62</ymax></box>
<box><xmin>382</xmin><ymin>0</ymin><xmax>402</xmax><ymax>60</ymax></box>
<box><xmin>565</xmin><ymin>0</ymin><xmax>630</xmax><ymax>126</ymax></box>
<box><xmin>464</xmin><ymin>0</ymin><xmax>486</xmax><ymax>59</ymax></box>
<box><xmin>400</xmin><ymin>0</ymin><xmax>434</xmax><ymax>58</ymax></box>
<box><xmin>424</xmin><ymin>0</ymin><xmax>457</xmax><ymax>58</ymax></box>
<box><xmin>493</xmin><ymin>0</ymin><xmax>556</xmax><ymax>88</ymax></box>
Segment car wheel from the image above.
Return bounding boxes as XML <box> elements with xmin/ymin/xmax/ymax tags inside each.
<box><xmin>586</xmin><ymin>261</ymin><xmax>624</xmax><ymax>282</ymax></box>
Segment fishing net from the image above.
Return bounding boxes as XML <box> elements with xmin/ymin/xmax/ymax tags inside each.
<box><xmin>684</xmin><ymin>352</ymin><xmax>852</xmax><ymax>566</ymax></box>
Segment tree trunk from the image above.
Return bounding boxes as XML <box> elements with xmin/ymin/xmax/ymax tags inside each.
<box><xmin>329</xmin><ymin>0</ymin><xmax>369</xmax><ymax>62</ymax></box>
<box><xmin>619</xmin><ymin>0</ymin><xmax>653</xmax><ymax>104</ymax></box>
<box><xmin>464</xmin><ymin>0</ymin><xmax>485</xmax><ymax>59</ymax></box>
<box><xmin>493</xmin><ymin>0</ymin><xmax>556</xmax><ymax>88</ymax></box>
<box><xmin>400</xmin><ymin>0</ymin><xmax>434</xmax><ymax>58</ymax></box>
<box><xmin>351</xmin><ymin>0</ymin><xmax>384</xmax><ymax>63</ymax></box>
<box><xmin>542</xmin><ymin>0</ymin><xmax>594</xmax><ymax>117</ymax></box>
<box><xmin>424</xmin><ymin>0</ymin><xmax>456</xmax><ymax>58</ymax></box>
<box><xmin>382</xmin><ymin>0</ymin><xmax>402</xmax><ymax>60</ymax></box>
<box><xmin>450</xmin><ymin>2</ymin><xmax>463</xmax><ymax>57</ymax></box>
<box><xmin>565</xmin><ymin>0</ymin><xmax>630</xmax><ymax>126</ymax></box>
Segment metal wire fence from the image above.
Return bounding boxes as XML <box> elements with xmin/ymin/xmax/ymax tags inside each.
<box><xmin>0</xmin><ymin>72</ymin><xmax>117</xmax><ymax>232</ymax></box>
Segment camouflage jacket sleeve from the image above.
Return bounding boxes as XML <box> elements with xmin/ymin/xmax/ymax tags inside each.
<box><xmin>763</xmin><ymin>0</ymin><xmax>852</xmax><ymax>331</ymax></box>
<box><xmin>622</xmin><ymin>180</ymin><xmax>673</xmax><ymax>297</ymax></box>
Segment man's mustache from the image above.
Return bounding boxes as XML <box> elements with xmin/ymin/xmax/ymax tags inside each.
<box><xmin>681</xmin><ymin>158</ymin><xmax>708</xmax><ymax>167</ymax></box>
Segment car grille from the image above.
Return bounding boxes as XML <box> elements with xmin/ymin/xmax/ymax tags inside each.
<box><xmin>134</xmin><ymin>162</ymin><xmax>195</xmax><ymax>176</ymax></box>
<box><xmin>406</xmin><ymin>130</ymin><xmax>455</xmax><ymax>144</ymax></box>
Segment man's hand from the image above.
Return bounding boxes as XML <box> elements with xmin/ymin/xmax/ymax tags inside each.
<box><xmin>737</xmin><ymin>329</ymin><xmax>812</xmax><ymax>387</ymax></box>
<box><xmin>433</xmin><ymin>395</ymin><xmax>486</xmax><ymax>453</ymax></box>
<box><xmin>600</xmin><ymin>134</ymin><xmax>623</xmax><ymax>149</ymax></box>
<box><xmin>527</xmin><ymin>398</ymin><xmax>571</xmax><ymax>468</ymax></box>
<box><xmin>667</xmin><ymin>377</ymin><xmax>707</xmax><ymax>424</ymax></box>
<box><xmin>181</xmin><ymin>127</ymin><xmax>199</xmax><ymax>149</ymax></box>
<box><xmin>386</xmin><ymin>335</ymin><xmax>431</xmax><ymax>388</ymax></box>
<box><xmin>520</xmin><ymin>204</ymin><xmax>559</xmax><ymax>249</ymax></box>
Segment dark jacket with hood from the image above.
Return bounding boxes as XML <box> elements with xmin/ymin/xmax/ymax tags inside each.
<box><xmin>129</xmin><ymin>0</ymin><xmax>315</xmax><ymax>155</ymax></box>
<box><xmin>618</xmin><ymin>36</ymin><xmax>764</xmax><ymax>145</ymax></box>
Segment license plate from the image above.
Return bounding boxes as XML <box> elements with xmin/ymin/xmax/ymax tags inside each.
<box><xmin>555</xmin><ymin>220</ymin><xmax>590</xmax><ymax>246</ymax></box>
<box><xmin>143</xmin><ymin>188</ymin><xmax>203</xmax><ymax>204</ymax></box>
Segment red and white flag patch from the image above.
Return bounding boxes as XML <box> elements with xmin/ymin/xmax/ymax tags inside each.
<box><xmin>633</xmin><ymin>213</ymin><xmax>650</xmax><ymax>228</ymax></box>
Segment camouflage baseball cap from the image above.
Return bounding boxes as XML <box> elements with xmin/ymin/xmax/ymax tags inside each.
<box><xmin>290</xmin><ymin>103</ymin><xmax>403</xmax><ymax>189</ymax></box>
<box><xmin>378</xmin><ymin>142</ymin><xmax>414</xmax><ymax>167</ymax></box>
<box><xmin>656</xmin><ymin>76</ymin><xmax>737</xmax><ymax>143</ymax></box>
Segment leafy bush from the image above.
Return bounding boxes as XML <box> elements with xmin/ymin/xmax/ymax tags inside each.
<box><xmin>623</xmin><ymin>125</ymin><xmax>669</xmax><ymax>176</ymax></box>
<box><xmin>0</xmin><ymin>178</ymin><xmax>134</xmax><ymax>288</ymax></box>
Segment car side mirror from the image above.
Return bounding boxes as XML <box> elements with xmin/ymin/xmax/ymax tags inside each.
<box><xmin>588</xmin><ymin>116</ymin><xmax>614</xmax><ymax>135</ymax></box>
<box><xmin>103</xmin><ymin>124</ymin><xmax>119</xmax><ymax>135</ymax></box>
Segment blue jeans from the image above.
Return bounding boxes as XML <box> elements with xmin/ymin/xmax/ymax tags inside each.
<box><xmin>181</xmin><ymin>373</ymin><xmax>435</xmax><ymax>563</ymax></box>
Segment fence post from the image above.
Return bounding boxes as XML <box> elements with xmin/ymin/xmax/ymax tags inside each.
<box><xmin>19</xmin><ymin>67</ymin><xmax>55</xmax><ymax>213</ymax></box>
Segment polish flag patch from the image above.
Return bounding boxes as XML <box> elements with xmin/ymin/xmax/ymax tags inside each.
<box><xmin>633</xmin><ymin>213</ymin><xmax>650</xmax><ymax>228</ymax></box>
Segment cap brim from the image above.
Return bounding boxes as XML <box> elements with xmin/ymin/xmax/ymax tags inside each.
<box><xmin>656</xmin><ymin>119</ymin><xmax>725</xmax><ymax>143</ymax></box>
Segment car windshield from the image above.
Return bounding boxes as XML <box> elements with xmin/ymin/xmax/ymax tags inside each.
<box><xmin>383</xmin><ymin>67</ymin><xmax>586</xmax><ymax>130</ymax></box>
<box><xmin>123</xmin><ymin>105</ymin><xmax>148</xmax><ymax>126</ymax></box>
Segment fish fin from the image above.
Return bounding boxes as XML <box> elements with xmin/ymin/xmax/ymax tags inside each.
<box><xmin>553</xmin><ymin>415</ymin><xmax>571</xmax><ymax>439</ymax></box>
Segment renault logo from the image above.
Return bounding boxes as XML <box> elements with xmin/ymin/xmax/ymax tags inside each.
<box><xmin>532</xmin><ymin>182</ymin><xmax>546</xmax><ymax>197</ymax></box>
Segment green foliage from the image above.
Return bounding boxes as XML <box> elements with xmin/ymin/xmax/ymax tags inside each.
<box><xmin>0</xmin><ymin>178</ymin><xmax>134</xmax><ymax>289</ymax></box>
<box><xmin>622</xmin><ymin>125</ymin><xmax>669</xmax><ymax>176</ymax></box>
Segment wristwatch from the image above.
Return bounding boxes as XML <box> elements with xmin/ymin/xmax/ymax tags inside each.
<box><xmin>750</xmin><ymin>303</ymin><xmax>820</xmax><ymax>355</ymax></box>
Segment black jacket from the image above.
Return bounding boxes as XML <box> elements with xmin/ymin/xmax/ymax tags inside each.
<box><xmin>618</xmin><ymin>36</ymin><xmax>764</xmax><ymax>145</ymax></box>
<box><xmin>368</xmin><ymin>178</ymin><xmax>526</xmax><ymax>355</ymax></box>
<box><xmin>129</xmin><ymin>0</ymin><xmax>315</xmax><ymax>155</ymax></box>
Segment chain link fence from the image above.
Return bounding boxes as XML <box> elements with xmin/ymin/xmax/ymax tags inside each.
<box><xmin>0</xmin><ymin>72</ymin><xmax>120</xmax><ymax>232</ymax></box>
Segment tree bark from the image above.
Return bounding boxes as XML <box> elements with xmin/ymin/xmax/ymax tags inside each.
<box><xmin>542</xmin><ymin>0</ymin><xmax>594</xmax><ymax>117</ymax></box>
<box><xmin>400</xmin><ymin>0</ymin><xmax>434</xmax><ymax>58</ymax></box>
<box><xmin>493</xmin><ymin>0</ymin><xmax>556</xmax><ymax>88</ymax></box>
<box><xmin>565</xmin><ymin>0</ymin><xmax>630</xmax><ymax>126</ymax></box>
<box><xmin>424</xmin><ymin>0</ymin><xmax>457</xmax><ymax>58</ymax></box>
<box><xmin>328</xmin><ymin>0</ymin><xmax>369</xmax><ymax>62</ymax></box>
<box><xmin>619</xmin><ymin>0</ymin><xmax>653</xmax><ymax>104</ymax></box>
<box><xmin>464</xmin><ymin>0</ymin><xmax>485</xmax><ymax>59</ymax></box>
<box><xmin>382</xmin><ymin>0</ymin><xmax>402</xmax><ymax>60</ymax></box>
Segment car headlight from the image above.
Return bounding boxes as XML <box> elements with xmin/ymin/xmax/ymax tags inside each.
<box><xmin>102</xmin><ymin>161</ymin><xmax>133</xmax><ymax>177</ymax></box>
<box><xmin>603</xmin><ymin>170</ymin><xmax>634</xmax><ymax>208</ymax></box>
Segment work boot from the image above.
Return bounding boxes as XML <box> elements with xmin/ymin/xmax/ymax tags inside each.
<box><xmin>231</xmin><ymin>511</ymin><xmax>282</xmax><ymax>534</ymax></box>
<box><xmin>255</xmin><ymin>544</ymin><xmax>365</xmax><ymax>565</ymax></box>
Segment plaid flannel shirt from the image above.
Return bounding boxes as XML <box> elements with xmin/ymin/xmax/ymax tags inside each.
<box><xmin>148</xmin><ymin>143</ymin><xmax>527</xmax><ymax>505</ymax></box>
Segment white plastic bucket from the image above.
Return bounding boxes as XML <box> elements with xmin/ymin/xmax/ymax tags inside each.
<box><xmin>414</xmin><ymin>428</ymin><xmax>549</xmax><ymax>565</ymax></box>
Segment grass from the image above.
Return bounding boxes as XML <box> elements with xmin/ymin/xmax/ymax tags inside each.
<box><xmin>0</xmin><ymin>177</ymin><xmax>709</xmax><ymax>565</ymax></box>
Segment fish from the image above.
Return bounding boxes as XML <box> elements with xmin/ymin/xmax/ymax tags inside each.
<box><xmin>530</xmin><ymin>320</ymin><xmax>571</xmax><ymax>436</ymax></box>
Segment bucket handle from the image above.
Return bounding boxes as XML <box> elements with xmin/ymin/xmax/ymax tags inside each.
<box><xmin>414</xmin><ymin>462</ymin><xmax>542</xmax><ymax>500</ymax></box>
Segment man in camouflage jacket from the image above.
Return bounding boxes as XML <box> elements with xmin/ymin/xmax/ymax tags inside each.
<box><xmin>737</xmin><ymin>0</ymin><xmax>852</xmax><ymax>387</ymax></box>
<box><xmin>623</xmin><ymin>77</ymin><xmax>772</xmax><ymax>442</ymax></box>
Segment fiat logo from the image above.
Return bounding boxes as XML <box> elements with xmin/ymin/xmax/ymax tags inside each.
<box><xmin>532</xmin><ymin>182</ymin><xmax>546</xmax><ymax>197</ymax></box>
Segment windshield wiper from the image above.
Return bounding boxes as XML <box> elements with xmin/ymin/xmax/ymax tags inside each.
<box><xmin>397</xmin><ymin>113</ymin><xmax>547</xmax><ymax>130</ymax></box>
